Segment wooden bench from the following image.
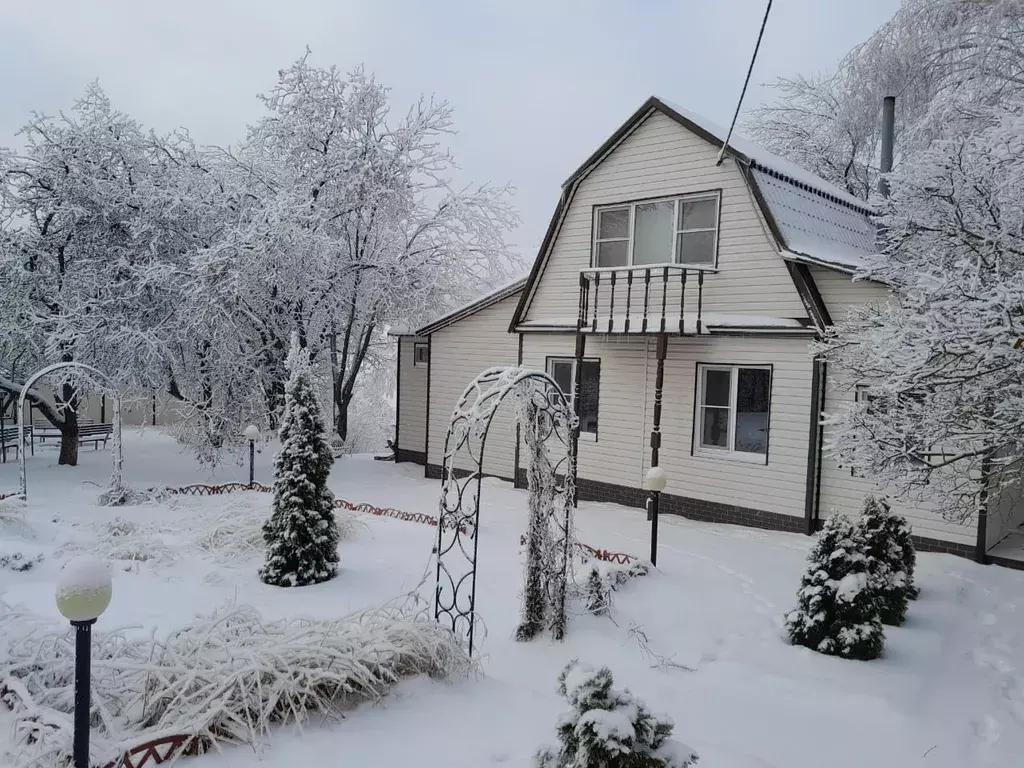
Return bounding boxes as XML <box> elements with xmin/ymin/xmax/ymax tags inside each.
<box><xmin>31</xmin><ymin>422</ymin><xmax>112</xmax><ymax>450</ymax></box>
<box><xmin>34</xmin><ymin>418</ymin><xmax>93</xmax><ymax>443</ymax></box>
<box><xmin>0</xmin><ymin>425</ymin><xmax>32</xmax><ymax>461</ymax></box>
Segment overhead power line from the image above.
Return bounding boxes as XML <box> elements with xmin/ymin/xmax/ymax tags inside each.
<box><xmin>716</xmin><ymin>0</ymin><xmax>774</xmax><ymax>166</ymax></box>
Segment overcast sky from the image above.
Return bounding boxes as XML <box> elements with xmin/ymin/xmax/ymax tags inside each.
<box><xmin>1</xmin><ymin>0</ymin><xmax>898</xmax><ymax>264</ymax></box>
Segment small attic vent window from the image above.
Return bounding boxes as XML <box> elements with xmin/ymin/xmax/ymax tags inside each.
<box><xmin>413</xmin><ymin>343</ymin><xmax>429</xmax><ymax>367</ymax></box>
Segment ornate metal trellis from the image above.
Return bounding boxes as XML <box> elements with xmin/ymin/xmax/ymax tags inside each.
<box><xmin>434</xmin><ymin>366</ymin><xmax>577</xmax><ymax>656</ymax></box>
<box><xmin>17</xmin><ymin>362</ymin><xmax>124</xmax><ymax>500</ymax></box>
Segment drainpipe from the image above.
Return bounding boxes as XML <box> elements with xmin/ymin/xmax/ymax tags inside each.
<box><xmin>803</xmin><ymin>358</ymin><xmax>826</xmax><ymax>534</ymax></box>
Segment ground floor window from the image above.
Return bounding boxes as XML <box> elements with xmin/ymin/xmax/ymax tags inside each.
<box><xmin>547</xmin><ymin>357</ymin><xmax>600</xmax><ymax>438</ymax></box>
<box><xmin>695</xmin><ymin>364</ymin><xmax>771</xmax><ymax>461</ymax></box>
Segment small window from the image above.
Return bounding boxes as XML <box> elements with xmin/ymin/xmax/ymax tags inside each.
<box><xmin>547</xmin><ymin>357</ymin><xmax>600</xmax><ymax>438</ymax></box>
<box><xmin>593</xmin><ymin>191</ymin><xmax>720</xmax><ymax>269</ymax></box>
<box><xmin>850</xmin><ymin>385</ymin><xmax>876</xmax><ymax>477</ymax></box>
<box><xmin>413</xmin><ymin>343</ymin><xmax>429</xmax><ymax>367</ymax></box>
<box><xmin>695</xmin><ymin>364</ymin><xmax>771</xmax><ymax>461</ymax></box>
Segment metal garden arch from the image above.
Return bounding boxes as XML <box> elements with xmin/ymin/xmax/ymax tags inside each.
<box><xmin>17</xmin><ymin>362</ymin><xmax>124</xmax><ymax>499</ymax></box>
<box><xmin>434</xmin><ymin>366</ymin><xmax>578</xmax><ymax>656</ymax></box>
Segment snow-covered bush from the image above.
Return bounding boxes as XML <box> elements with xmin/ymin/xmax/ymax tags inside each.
<box><xmin>0</xmin><ymin>590</ymin><xmax>472</xmax><ymax>768</ymax></box>
<box><xmin>0</xmin><ymin>552</ymin><xmax>43</xmax><ymax>572</ymax></box>
<box><xmin>59</xmin><ymin>518</ymin><xmax>174</xmax><ymax>566</ymax></box>
<box><xmin>534</xmin><ymin>660</ymin><xmax>698</xmax><ymax>768</ymax></box>
<box><xmin>889</xmin><ymin>512</ymin><xmax>919</xmax><ymax>600</ymax></box>
<box><xmin>857</xmin><ymin>497</ymin><xmax>909</xmax><ymax>625</ymax></box>
<box><xmin>97</xmin><ymin>485</ymin><xmax>163</xmax><ymax>508</ymax></box>
<box><xmin>260</xmin><ymin>336</ymin><xmax>340</xmax><ymax>587</ymax></box>
<box><xmin>577</xmin><ymin>559</ymin><xmax>649</xmax><ymax>616</ymax></box>
<box><xmin>785</xmin><ymin>513</ymin><xmax>884</xmax><ymax>660</ymax></box>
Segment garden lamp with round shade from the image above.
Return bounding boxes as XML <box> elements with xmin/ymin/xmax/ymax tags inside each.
<box><xmin>55</xmin><ymin>558</ymin><xmax>112</xmax><ymax>768</ymax></box>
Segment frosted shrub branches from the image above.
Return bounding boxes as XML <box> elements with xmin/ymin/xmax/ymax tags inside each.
<box><xmin>818</xmin><ymin>109</ymin><xmax>1024</xmax><ymax>523</ymax></box>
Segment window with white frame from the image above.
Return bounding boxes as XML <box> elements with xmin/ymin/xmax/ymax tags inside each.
<box><xmin>593</xmin><ymin>191</ymin><xmax>720</xmax><ymax>269</ymax></box>
<box><xmin>547</xmin><ymin>358</ymin><xmax>600</xmax><ymax>437</ymax></box>
<box><xmin>695</xmin><ymin>364</ymin><xmax>771</xmax><ymax>460</ymax></box>
<box><xmin>413</xmin><ymin>343</ymin><xmax>429</xmax><ymax>367</ymax></box>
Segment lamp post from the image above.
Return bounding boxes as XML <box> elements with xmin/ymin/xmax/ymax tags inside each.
<box><xmin>244</xmin><ymin>425</ymin><xmax>260</xmax><ymax>487</ymax></box>
<box><xmin>644</xmin><ymin>467</ymin><xmax>667</xmax><ymax>566</ymax></box>
<box><xmin>55</xmin><ymin>558</ymin><xmax>113</xmax><ymax>768</ymax></box>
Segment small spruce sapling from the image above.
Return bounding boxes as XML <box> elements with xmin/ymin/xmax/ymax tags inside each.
<box><xmin>858</xmin><ymin>497</ymin><xmax>909</xmax><ymax>625</ymax></box>
<box><xmin>259</xmin><ymin>336</ymin><xmax>340</xmax><ymax>587</ymax></box>
<box><xmin>535</xmin><ymin>660</ymin><xmax>698</xmax><ymax>768</ymax></box>
<box><xmin>785</xmin><ymin>512</ymin><xmax>884</xmax><ymax>660</ymax></box>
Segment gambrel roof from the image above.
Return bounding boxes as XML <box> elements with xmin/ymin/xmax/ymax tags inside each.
<box><xmin>511</xmin><ymin>97</ymin><xmax>879</xmax><ymax>331</ymax></box>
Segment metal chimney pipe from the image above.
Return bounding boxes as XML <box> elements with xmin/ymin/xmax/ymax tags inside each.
<box><xmin>878</xmin><ymin>96</ymin><xmax>896</xmax><ymax>198</ymax></box>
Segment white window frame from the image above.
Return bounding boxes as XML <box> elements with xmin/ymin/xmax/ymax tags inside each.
<box><xmin>547</xmin><ymin>357</ymin><xmax>599</xmax><ymax>441</ymax></box>
<box><xmin>413</xmin><ymin>342</ymin><xmax>429</xmax><ymax>368</ymax></box>
<box><xmin>592</xmin><ymin>190</ymin><xmax>721</xmax><ymax>270</ymax></box>
<box><xmin>694</xmin><ymin>363</ymin><xmax>771</xmax><ymax>464</ymax></box>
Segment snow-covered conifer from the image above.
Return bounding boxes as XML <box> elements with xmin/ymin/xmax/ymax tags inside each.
<box><xmin>259</xmin><ymin>336</ymin><xmax>339</xmax><ymax>587</ymax></box>
<box><xmin>534</xmin><ymin>660</ymin><xmax>698</xmax><ymax>768</ymax></box>
<box><xmin>888</xmin><ymin>512</ymin><xmax>919</xmax><ymax>600</ymax></box>
<box><xmin>785</xmin><ymin>513</ymin><xmax>884</xmax><ymax>660</ymax></box>
<box><xmin>857</xmin><ymin>497</ymin><xmax>909</xmax><ymax>626</ymax></box>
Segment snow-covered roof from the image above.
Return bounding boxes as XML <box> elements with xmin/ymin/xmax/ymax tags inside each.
<box><xmin>415</xmin><ymin>277</ymin><xmax>527</xmax><ymax>337</ymax></box>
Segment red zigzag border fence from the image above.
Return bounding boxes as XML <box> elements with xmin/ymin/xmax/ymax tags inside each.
<box><xmin>1</xmin><ymin>481</ymin><xmax>637</xmax><ymax>768</ymax></box>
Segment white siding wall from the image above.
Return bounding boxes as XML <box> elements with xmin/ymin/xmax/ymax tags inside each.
<box><xmin>812</xmin><ymin>267</ymin><xmax>977</xmax><ymax>547</ymax></box>
<box><xmin>521</xmin><ymin>334</ymin><xmax>650</xmax><ymax>490</ymax></box>
<box><xmin>523</xmin><ymin>111</ymin><xmax>806</xmax><ymax>325</ymax></box>
<box><xmin>397</xmin><ymin>336</ymin><xmax>428</xmax><ymax>457</ymax></box>
<box><xmin>810</xmin><ymin>267</ymin><xmax>890</xmax><ymax>322</ymax></box>
<box><xmin>652</xmin><ymin>335</ymin><xmax>813</xmax><ymax>517</ymax></box>
<box><xmin>74</xmin><ymin>392</ymin><xmax>185</xmax><ymax>427</ymax></box>
<box><xmin>427</xmin><ymin>294</ymin><xmax>521</xmax><ymax>479</ymax></box>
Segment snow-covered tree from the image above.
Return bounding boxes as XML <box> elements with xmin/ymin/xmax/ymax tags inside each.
<box><xmin>535</xmin><ymin>660</ymin><xmax>698</xmax><ymax>768</ymax></box>
<box><xmin>0</xmin><ymin>86</ymin><xmax>175</xmax><ymax>465</ymax></box>
<box><xmin>785</xmin><ymin>513</ymin><xmax>884</xmax><ymax>660</ymax></box>
<box><xmin>260</xmin><ymin>336</ymin><xmax>339</xmax><ymax>587</ymax></box>
<box><xmin>748</xmin><ymin>0</ymin><xmax>1024</xmax><ymax>201</ymax></box>
<box><xmin>817</xmin><ymin>107</ymin><xmax>1024</xmax><ymax>524</ymax></box>
<box><xmin>857</xmin><ymin>497</ymin><xmax>909</xmax><ymax>626</ymax></box>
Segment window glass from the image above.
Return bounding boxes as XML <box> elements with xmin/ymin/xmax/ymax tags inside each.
<box><xmin>703</xmin><ymin>369</ymin><xmax>731</xmax><ymax>406</ymax></box>
<box><xmin>633</xmin><ymin>201</ymin><xmax>674</xmax><ymax>265</ymax></box>
<box><xmin>679</xmin><ymin>197</ymin><xmax>717</xmax><ymax>230</ymax></box>
<box><xmin>735</xmin><ymin>368</ymin><xmax>769</xmax><ymax>454</ymax></box>
<box><xmin>550</xmin><ymin>360</ymin><xmax>573</xmax><ymax>397</ymax></box>
<box><xmin>676</xmin><ymin>230</ymin><xmax>716</xmax><ymax>265</ymax></box>
<box><xmin>579</xmin><ymin>360</ymin><xmax>600</xmax><ymax>434</ymax></box>
<box><xmin>596</xmin><ymin>240</ymin><xmax>628</xmax><ymax>267</ymax></box>
<box><xmin>701</xmin><ymin>407</ymin><xmax>730</xmax><ymax>448</ymax></box>
<box><xmin>598</xmin><ymin>208</ymin><xmax>630</xmax><ymax>240</ymax></box>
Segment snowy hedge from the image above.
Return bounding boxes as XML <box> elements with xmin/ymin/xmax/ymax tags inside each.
<box><xmin>0</xmin><ymin>591</ymin><xmax>472</xmax><ymax>768</ymax></box>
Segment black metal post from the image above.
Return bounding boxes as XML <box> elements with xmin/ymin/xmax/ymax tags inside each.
<box><xmin>648</xmin><ymin>491</ymin><xmax>660</xmax><ymax>566</ymax></box>
<box><xmin>248</xmin><ymin>440</ymin><xmax>255</xmax><ymax>487</ymax></box>
<box><xmin>72</xmin><ymin>618</ymin><xmax>95</xmax><ymax>768</ymax></box>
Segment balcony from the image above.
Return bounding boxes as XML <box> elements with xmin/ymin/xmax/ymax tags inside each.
<box><xmin>577</xmin><ymin>265</ymin><xmax>705</xmax><ymax>335</ymax></box>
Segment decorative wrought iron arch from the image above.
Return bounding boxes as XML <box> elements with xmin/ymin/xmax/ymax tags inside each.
<box><xmin>434</xmin><ymin>366</ymin><xmax>577</xmax><ymax>656</ymax></box>
<box><xmin>17</xmin><ymin>362</ymin><xmax>124</xmax><ymax>499</ymax></box>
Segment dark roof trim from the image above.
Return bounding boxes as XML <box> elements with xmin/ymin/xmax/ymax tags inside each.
<box><xmin>417</xmin><ymin>278</ymin><xmax>526</xmax><ymax>336</ymax></box>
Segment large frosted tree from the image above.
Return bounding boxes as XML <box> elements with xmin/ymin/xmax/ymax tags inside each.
<box><xmin>817</xmin><ymin>107</ymin><xmax>1024</xmax><ymax>524</ymax></box>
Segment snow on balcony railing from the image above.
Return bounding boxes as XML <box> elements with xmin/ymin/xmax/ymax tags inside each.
<box><xmin>579</xmin><ymin>265</ymin><xmax>706</xmax><ymax>335</ymax></box>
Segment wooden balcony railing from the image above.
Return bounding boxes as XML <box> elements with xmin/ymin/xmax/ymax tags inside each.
<box><xmin>577</xmin><ymin>265</ymin><xmax>705</xmax><ymax>335</ymax></box>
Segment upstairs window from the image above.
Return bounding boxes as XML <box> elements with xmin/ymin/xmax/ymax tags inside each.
<box><xmin>547</xmin><ymin>357</ymin><xmax>600</xmax><ymax>439</ymax></box>
<box><xmin>695</xmin><ymin>364</ymin><xmax>771</xmax><ymax>462</ymax></box>
<box><xmin>413</xmin><ymin>343</ymin><xmax>429</xmax><ymax>367</ymax></box>
<box><xmin>593</xmin><ymin>191</ymin><xmax>720</xmax><ymax>269</ymax></box>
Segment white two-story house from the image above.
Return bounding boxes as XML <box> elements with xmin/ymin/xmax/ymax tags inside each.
<box><xmin>393</xmin><ymin>97</ymin><xmax>1024</xmax><ymax>568</ymax></box>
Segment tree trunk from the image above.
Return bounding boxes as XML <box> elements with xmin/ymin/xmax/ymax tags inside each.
<box><xmin>56</xmin><ymin>382</ymin><xmax>79</xmax><ymax>466</ymax></box>
<box><xmin>333</xmin><ymin>387</ymin><xmax>350</xmax><ymax>442</ymax></box>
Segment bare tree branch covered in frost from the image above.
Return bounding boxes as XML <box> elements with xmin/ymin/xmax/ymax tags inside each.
<box><xmin>747</xmin><ymin>0</ymin><xmax>1024</xmax><ymax>200</ymax></box>
<box><xmin>817</xmin><ymin>108</ymin><xmax>1024</xmax><ymax>524</ymax></box>
<box><xmin>0</xmin><ymin>52</ymin><xmax>519</xmax><ymax>465</ymax></box>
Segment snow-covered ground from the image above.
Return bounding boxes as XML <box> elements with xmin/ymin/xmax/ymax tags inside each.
<box><xmin>2</xmin><ymin>429</ymin><xmax>1024</xmax><ymax>767</ymax></box>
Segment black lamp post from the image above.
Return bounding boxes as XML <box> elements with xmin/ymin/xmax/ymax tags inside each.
<box><xmin>244</xmin><ymin>424</ymin><xmax>260</xmax><ymax>486</ymax></box>
<box><xmin>644</xmin><ymin>467</ymin><xmax>667</xmax><ymax>566</ymax></box>
<box><xmin>55</xmin><ymin>559</ymin><xmax>112</xmax><ymax>768</ymax></box>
